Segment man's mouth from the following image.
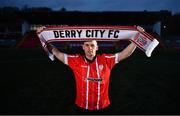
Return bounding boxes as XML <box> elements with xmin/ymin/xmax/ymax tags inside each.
<box><xmin>88</xmin><ymin>51</ymin><xmax>93</xmax><ymax>54</ymax></box>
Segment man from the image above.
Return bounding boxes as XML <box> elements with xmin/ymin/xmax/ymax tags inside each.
<box><xmin>37</xmin><ymin>26</ymin><xmax>143</xmax><ymax>114</ymax></box>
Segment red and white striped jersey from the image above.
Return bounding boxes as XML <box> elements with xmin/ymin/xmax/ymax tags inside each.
<box><xmin>64</xmin><ymin>53</ymin><xmax>118</xmax><ymax>110</ymax></box>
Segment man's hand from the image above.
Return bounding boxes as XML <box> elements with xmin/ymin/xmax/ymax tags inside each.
<box><xmin>36</xmin><ymin>26</ymin><xmax>46</xmax><ymax>33</ymax></box>
<box><xmin>36</xmin><ymin>26</ymin><xmax>53</xmax><ymax>52</ymax></box>
<box><xmin>137</xmin><ymin>26</ymin><xmax>145</xmax><ymax>32</ymax></box>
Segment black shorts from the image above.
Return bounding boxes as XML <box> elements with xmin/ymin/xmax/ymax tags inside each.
<box><xmin>73</xmin><ymin>104</ymin><xmax>112</xmax><ymax>115</ymax></box>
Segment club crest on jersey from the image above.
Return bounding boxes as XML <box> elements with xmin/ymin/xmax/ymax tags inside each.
<box><xmin>99</xmin><ymin>65</ymin><xmax>104</xmax><ymax>71</ymax></box>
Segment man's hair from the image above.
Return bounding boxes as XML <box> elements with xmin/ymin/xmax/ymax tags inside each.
<box><xmin>83</xmin><ymin>40</ymin><xmax>98</xmax><ymax>45</ymax></box>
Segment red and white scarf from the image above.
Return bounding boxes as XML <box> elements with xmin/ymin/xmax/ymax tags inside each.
<box><xmin>37</xmin><ymin>26</ymin><xmax>159</xmax><ymax>60</ymax></box>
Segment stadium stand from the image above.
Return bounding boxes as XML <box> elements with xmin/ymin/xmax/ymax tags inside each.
<box><xmin>0</xmin><ymin>8</ymin><xmax>179</xmax><ymax>50</ymax></box>
<box><xmin>15</xmin><ymin>31</ymin><xmax>40</xmax><ymax>48</ymax></box>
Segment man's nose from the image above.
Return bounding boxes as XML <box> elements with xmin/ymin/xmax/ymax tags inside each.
<box><xmin>88</xmin><ymin>46</ymin><xmax>92</xmax><ymax>49</ymax></box>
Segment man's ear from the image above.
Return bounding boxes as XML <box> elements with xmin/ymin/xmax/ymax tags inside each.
<box><xmin>96</xmin><ymin>45</ymin><xmax>98</xmax><ymax>51</ymax></box>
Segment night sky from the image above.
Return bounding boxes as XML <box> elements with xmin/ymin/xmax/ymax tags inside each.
<box><xmin>0</xmin><ymin>0</ymin><xmax>180</xmax><ymax>14</ymax></box>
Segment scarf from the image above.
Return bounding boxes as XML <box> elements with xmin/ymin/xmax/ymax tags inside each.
<box><xmin>37</xmin><ymin>26</ymin><xmax>159</xmax><ymax>61</ymax></box>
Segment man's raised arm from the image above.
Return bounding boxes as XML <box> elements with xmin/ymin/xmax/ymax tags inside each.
<box><xmin>116</xmin><ymin>26</ymin><xmax>144</xmax><ymax>62</ymax></box>
<box><xmin>37</xmin><ymin>26</ymin><xmax>65</xmax><ymax>63</ymax></box>
<box><xmin>46</xmin><ymin>43</ymin><xmax>65</xmax><ymax>63</ymax></box>
<box><xmin>117</xmin><ymin>42</ymin><xmax>137</xmax><ymax>62</ymax></box>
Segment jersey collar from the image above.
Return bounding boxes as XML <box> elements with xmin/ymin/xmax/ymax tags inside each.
<box><xmin>84</xmin><ymin>55</ymin><xmax>97</xmax><ymax>63</ymax></box>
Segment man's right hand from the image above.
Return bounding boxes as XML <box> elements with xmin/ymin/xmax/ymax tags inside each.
<box><xmin>36</xmin><ymin>26</ymin><xmax>53</xmax><ymax>52</ymax></box>
<box><xmin>36</xmin><ymin>26</ymin><xmax>46</xmax><ymax>33</ymax></box>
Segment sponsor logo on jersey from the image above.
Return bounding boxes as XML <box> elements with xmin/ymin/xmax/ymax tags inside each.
<box><xmin>87</xmin><ymin>77</ymin><xmax>104</xmax><ymax>82</ymax></box>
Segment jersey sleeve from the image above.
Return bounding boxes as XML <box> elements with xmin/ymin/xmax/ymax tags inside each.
<box><xmin>104</xmin><ymin>53</ymin><xmax>119</xmax><ymax>69</ymax></box>
<box><xmin>64</xmin><ymin>54</ymin><xmax>80</xmax><ymax>69</ymax></box>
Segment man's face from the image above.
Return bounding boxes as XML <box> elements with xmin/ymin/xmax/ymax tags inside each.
<box><xmin>82</xmin><ymin>40</ymin><xmax>98</xmax><ymax>58</ymax></box>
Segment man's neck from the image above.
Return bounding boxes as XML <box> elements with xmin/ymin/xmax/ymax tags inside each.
<box><xmin>84</xmin><ymin>55</ymin><xmax>96</xmax><ymax>63</ymax></box>
<box><xmin>86</xmin><ymin>55</ymin><xmax>94</xmax><ymax>60</ymax></box>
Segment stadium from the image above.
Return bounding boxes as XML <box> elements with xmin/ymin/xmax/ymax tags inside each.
<box><xmin>0</xmin><ymin>7</ymin><xmax>180</xmax><ymax>114</ymax></box>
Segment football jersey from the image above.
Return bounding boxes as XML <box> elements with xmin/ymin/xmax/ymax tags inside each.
<box><xmin>64</xmin><ymin>53</ymin><xmax>118</xmax><ymax>110</ymax></box>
